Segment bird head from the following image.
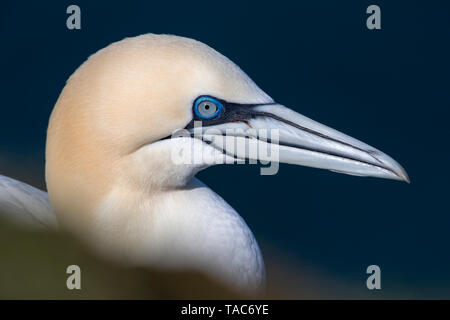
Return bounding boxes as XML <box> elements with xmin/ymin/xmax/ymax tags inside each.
<box><xmin>46</xmin><ymin>34</ymin><xmax>408</xmax><ymax>228</ymax></box>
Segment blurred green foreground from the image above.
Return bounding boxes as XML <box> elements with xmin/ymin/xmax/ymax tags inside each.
<box><xmin>0</xmin><ymin>216</ymin><xmax>245</xmax><ymax>299</ymax></box>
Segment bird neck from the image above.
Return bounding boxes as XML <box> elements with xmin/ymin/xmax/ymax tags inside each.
<box><xmin>84</xmin><ymin>177</ymin><xmax>265</xmax><ymax>293</ymax></box>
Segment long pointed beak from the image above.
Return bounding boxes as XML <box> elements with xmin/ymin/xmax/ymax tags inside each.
<box><xmin>193</xmin><ymin>103</ymin><xmax>409</xmax><ymax>182</ymax></box>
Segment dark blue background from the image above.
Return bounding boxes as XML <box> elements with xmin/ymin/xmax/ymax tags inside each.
<box><xmin>1</xmin><ymin>1</ymin><xmax>449</xmax><ymax>298</ymax></box>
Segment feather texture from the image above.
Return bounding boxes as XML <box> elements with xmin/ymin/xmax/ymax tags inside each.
<box><xmin>0</xmin><ymin>175</ymin><xmax>57</xmax><ymax>229</ymax></box>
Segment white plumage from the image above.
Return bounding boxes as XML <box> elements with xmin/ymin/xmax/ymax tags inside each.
<box><xmin>0</xmin><ymin>175</ymin><xmax>56</xmax><ymax>229</ymax></box>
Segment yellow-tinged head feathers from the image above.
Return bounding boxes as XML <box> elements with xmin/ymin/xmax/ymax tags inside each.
<box><xmin>45</xmin><ymin>34</ymin><xmax>270</xmax><ymax>229</ymax></box>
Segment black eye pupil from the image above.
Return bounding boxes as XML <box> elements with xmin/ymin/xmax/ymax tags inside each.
<box><xmin>196</xmin><ymin>99</ymin><xmax>222</xmax><ymax>118</ymax></box>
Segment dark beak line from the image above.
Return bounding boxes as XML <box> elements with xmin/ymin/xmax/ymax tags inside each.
<box><xmin>183</xmin><ymin>96</ymin><xmax>406</xmax><ymax>181</ymax></box>
<box><xmin>248</xmin><ymin>111</ymin><xmax>408</xmax><ymax>180</ymax></box>
<box><xmin>189</xmin><ymin>130</ymin><xmax>403</xmax><ymax>180</ymax></box>
<box><xmin>187</xmin><ymin>98</ymin><xmax>381</xmax><ymax>165</ymax></box>
<box><xmin>249</xmin><ymin>110</ymin><xmax>383</xmax><ymax>165</ymax></box>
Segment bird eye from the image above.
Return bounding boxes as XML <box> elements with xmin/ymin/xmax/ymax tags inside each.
<box><xmin>194</xmin><ymin>97</ymin><xmax>224</xmax><ymax>119</ymax></box>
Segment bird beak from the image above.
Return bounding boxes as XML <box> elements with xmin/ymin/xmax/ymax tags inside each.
<box><xmin>190</xmin><ymin>103</ymin><xmax>409</xmax><ymax>182</ymax></box>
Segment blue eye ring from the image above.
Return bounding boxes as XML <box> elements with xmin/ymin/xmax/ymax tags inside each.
<box><xmin>194</xmin><ymin>96</ymin><xmax>224</xmax><ymax>119</ymax></box>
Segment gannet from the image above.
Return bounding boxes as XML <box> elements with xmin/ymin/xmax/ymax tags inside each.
<box><xmin>0</xmin><ymin>34</ymin><xmax>408</xmax><ymax>294</ymax></box>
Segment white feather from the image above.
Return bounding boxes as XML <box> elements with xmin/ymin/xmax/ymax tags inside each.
<box><xmin>0</xmin><ymin>175</ymin><xmax>57</xmax><ymax>229</ymax></box>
